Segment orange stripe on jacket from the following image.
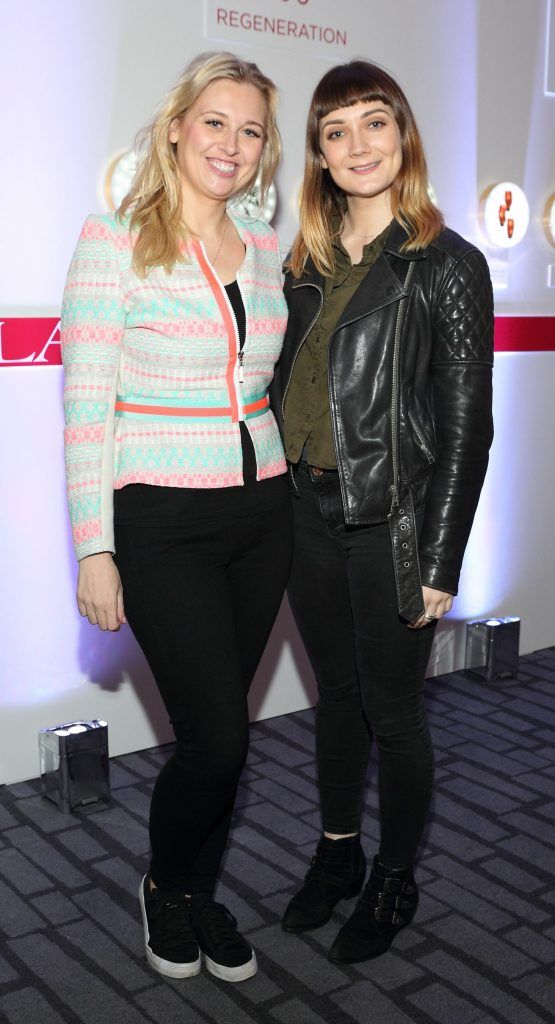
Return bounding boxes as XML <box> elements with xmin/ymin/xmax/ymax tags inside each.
<box><xmin>192</xmin><ymin>240</ymin><xmax>240</xmax><ymax>422</ymax></box>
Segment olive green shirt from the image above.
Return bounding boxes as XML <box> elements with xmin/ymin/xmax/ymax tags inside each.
<box><xmin>284</xmin><ymin>222</ymin><xmax>391</xmax><ymax>468</ymax></box>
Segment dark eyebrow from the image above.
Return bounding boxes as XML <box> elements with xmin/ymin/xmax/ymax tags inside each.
<box><xmin>200</xmin><ymin>108</ymin><xmax>265</xmax><ymax>130</ymax></box>
<box><xmin>321</xmin><ymin>107</ymin><xmax>390</xmax><ymax>129</ymax></box>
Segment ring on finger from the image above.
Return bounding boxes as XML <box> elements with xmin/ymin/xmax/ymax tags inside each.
<box><xmin>424</xmin><ymin>613</ymin><xmax>436</xmax><ymax>621</ymax></box>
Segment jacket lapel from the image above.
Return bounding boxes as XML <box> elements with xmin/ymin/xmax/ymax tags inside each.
<box><xmin>335</xmin><ymin>222</ymin><xmax>429</xmax><ymax>328</ymax></box>
<box><xmin>334</xmin><ymin>255</ymin><xmax>407</xmax><ymax>330</ymax></box>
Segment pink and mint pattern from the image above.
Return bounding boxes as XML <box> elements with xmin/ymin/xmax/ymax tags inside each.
<box><xmin>61</xmin><ymin>211</ymin><xmax>288</xmax><ymax>560</ymax></box>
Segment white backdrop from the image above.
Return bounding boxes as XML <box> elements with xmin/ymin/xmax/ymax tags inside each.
<box><xmin>1</xmin><ymin>0</ymin><xmax>554</xmax><ymax>784</ymax></box>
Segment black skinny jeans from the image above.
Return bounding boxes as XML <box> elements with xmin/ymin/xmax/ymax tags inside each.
<box><xmin>113</xmin><ymin>476</ymin><xmax>292</xmax><ymax>894</ymax></box>
<box><xmin>287</xmin><ymin>461</ymin><xmax>436</xmax><ymax>868</ymax></box>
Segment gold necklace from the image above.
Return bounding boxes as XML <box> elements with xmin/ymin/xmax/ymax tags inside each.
<box><xmin>208</xmin><ymin>216</ymin><xmax>228</xmax><ymax>267</ymax></box>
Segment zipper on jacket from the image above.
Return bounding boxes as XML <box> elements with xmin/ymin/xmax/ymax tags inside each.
<box><xmin>327</xmin><ymin>372</ymin><xmax>351</xmax><ymax>515</ymax></box>
<box><xmin>327</xmin><ymin>293</ymin><xmax>409</xmax><ymax>517</ymax></box>
<box><xmin>326</xmin><ymin>279</ymin><xmax>413</xmax><ymax>519</ymax></box>
<box><xmin>389</xmin><ymin>261</ymin><xmax>416</xmax><ymax>515</ymax></box>
<box><xmin>197</xmin><ymin>240</ymin><xmax>244</xmax><ymax>421</ymax></box>
<box><xmin>407</xmin><ymin>407</ymin><xmax>434</xmax><ymax>463</ymax></box>
<box><xmin>226</xmin><ymin>281</ymin><xmax>245</xmax><ymax>418</ymax></box>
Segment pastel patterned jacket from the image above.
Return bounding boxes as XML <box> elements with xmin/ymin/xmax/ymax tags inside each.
<box><xmin>61</xmin><ymin>210</ymin><xmax>288</xmax><ymax>561</ymax></box>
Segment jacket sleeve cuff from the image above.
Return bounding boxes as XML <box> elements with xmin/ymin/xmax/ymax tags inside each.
<box><xmin>419</xmin><ymin>559</ymin><xmax>458</xmax><ymax>596</ymax></box>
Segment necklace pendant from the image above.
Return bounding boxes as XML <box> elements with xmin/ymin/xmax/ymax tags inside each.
<box><xmin>209</xmin><ymin>216</ymin><xmax>229</xmax><ymax>267</ymax></box>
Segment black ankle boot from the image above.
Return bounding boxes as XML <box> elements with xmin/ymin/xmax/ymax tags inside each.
<box><xmin>281</xmin><ymin>835</ymin><xmax>366</xmax><ymax>933</ymax></box>
<box><xmin>328</xmin><ymin>855</ymin><xmax>418</xmax><ymax>963</ymax></box>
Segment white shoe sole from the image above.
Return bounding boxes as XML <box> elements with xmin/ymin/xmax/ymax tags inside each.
<box><xmin>139</xmin><ymin>877</ymin><xmax>201</xmax><ymax>979</ymax></box>
<box><xmin>203</xmin><ymin>950</ymin><xmax>258</xmax><ymax>983</ymax></box>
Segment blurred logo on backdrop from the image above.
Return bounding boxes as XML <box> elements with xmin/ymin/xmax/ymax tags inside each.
<box><xmin>104</xmin><ymin>150</ymin><xmax>139</xmax><ymax>212</ymax></box>
<box><xmin>544</xmin><ymin>193</ymin><xmax>555</xmax><ymax>247</ymax></box>
<box><xmin>480</xmin><ymin>183</ymin><xmax>530</xmax><ymax>249</ymax></box>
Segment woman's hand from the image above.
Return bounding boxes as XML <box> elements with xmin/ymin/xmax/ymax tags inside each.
<box><xmin>409</xmin><ymin>585</ymin><xmax>453</xmax><ymax>629</ymax></box>
<box><xmin>77</xmin><ymin>552</ymin><xmax>125</xmax><ymax>631</ymax></box>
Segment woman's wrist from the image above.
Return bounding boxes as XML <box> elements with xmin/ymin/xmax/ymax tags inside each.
<box><xmin>78</xmin><ymin>551</ymin><xmax>114</xmax><ymax>564</ymax></box>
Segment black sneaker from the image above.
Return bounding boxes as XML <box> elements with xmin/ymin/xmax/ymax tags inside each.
<box><xmin>189</xmin><ymin>894</ymin><xmax>257</xmax><ymax>982</ymax></box>
<box><xmin>139</xmin><ymin>875</ymin><xmax>201</xmax><ymax>978</ymax></box>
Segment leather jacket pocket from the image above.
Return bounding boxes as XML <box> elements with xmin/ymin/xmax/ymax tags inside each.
<box><xmin>407</xmin><ymin>405</ymin><xmax>435</xmax><ymax>464</ymax></box>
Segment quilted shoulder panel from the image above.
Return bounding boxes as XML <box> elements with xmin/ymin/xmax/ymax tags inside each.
<box><xmin>433</xmin><ymin>250</ymin><xmax>494</xmax><ymax>364</ymax></box>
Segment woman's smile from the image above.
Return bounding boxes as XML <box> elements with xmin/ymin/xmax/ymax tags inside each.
<box><xmin>206</xmin><ymin>157</ymin><xmax>239</xmax><ymax>177</ymax></box>
<box><xmin>349</xmin><ymin>160</ymin><xmax>381</xmax><ymax>174</ymax></box>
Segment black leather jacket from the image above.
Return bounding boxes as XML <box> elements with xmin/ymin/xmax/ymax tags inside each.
<box><xmin>274</xmin><ymin>220</ymin><xmax>494</xmax><ymax>621</ymax></box>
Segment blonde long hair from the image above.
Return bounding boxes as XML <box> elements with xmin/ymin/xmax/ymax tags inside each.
<box><xmin>290</xmin><ymin>61</ymin><xmax>443</xmax><ymax>278</ymax></box>
<box><xmin>119</xmin><ymin>52</ymin><xmax>281</xmax><ymax>277</ymax></box>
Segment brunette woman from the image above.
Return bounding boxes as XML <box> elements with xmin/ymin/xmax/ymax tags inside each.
<box><xmin>61</xmin><ymin>52</ymin><xmax>291</xmax><ymax>984</ymax></box>
<box><xmin>275</xmin><ymin>60</ymin><xmax>493</xmax><ymax>963</ymax></box>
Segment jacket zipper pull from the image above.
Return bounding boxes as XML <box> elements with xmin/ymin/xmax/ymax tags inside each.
<box><xmin>388</xmin><ymin>485</ymin><xmax>399</xmax><ymax>517</ymax></box>
<box><xmin>238</xmin><ymin>350</ymin><xmax>244</xmax><ymax>383</ymax></box>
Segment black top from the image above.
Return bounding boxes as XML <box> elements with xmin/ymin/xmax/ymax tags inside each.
<box><xmin>225</xmin><ymin>280</ymin><xmax>256</xmax><ymax>479</ymax></box>
<box><xmin>225</xmin><ymin>280</ymin><xmax>246</xmax><ymax>350</ymax></box>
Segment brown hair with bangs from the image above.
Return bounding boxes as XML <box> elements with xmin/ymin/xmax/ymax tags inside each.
<box><xmin>289</xmin><ymin>60</ymin><xmax>443</xmax><ymax>278</ymax></box>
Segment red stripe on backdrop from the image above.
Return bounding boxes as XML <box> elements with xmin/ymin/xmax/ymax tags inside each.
<box><xmin>0</xmin><ymin>316</ymin><xmax>554</xmax><ymax>366</ymax></box>
<box><xmin>493</xmin><ymin>316</ymin><xmax>555</xmax><ymax>352</ymax></box>
<box><xmin>0</xmin><ymin>318</ymin><xmax>61</xmax><ymax>365</ymax></box>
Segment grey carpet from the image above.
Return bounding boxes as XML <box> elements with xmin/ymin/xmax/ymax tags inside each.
<box><xmin>0</xmin><ymin>649</ymin><xmax>554</xmax><ymax>1024</ymax></box>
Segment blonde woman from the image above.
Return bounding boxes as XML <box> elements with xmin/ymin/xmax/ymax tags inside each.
<box><xmin>276</xmin><ymin>61</ymin><xmax>494</xmax><ymax>962</ymax></box>
<box><xmin>61</xmin><ymin>53</ymin><xmax>291</xmax><ymax>984</ymax></box>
